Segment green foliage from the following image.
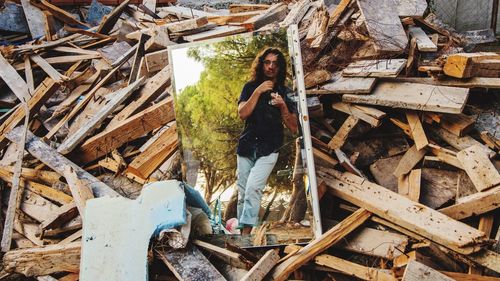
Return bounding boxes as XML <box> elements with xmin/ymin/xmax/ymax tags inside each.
<box><xmin>175</xmin><ymin>29</ymin><xmax>296</xmax><ymax>202</ymax></box>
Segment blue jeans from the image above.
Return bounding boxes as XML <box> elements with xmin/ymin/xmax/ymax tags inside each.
<box><xmin>236</xmin><ymin>153</ymin><xmax>279</xmax><ymax>226</ymax></box>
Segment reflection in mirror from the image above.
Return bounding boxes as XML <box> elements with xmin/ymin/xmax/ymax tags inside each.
<box><xmin>169</xmin><ymin>27</ymin><xmax>319</xmax><ymax>247</ymax></box>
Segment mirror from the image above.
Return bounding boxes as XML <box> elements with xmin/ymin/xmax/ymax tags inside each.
<box><xmin>168</xmin><ymin>26</ymin><xmax>321</xmax><ymax>247</ymax></box>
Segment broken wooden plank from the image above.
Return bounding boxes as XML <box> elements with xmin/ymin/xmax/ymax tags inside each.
<box><xmin>343</xmin><ymin>82</ymin><xmax>469</xmax><ymax>114</ymax></box>
<box><xmin>193</xmin><ymin>239</ymin><xmax>253</xmax><ymax>270</ymax></box>
<box><xmin>393</xmin><ymin>144</ymin><xmax>426</xmax><ymax>177</ymax></box>
<box><xmin>97</xmin><ymin>0</ymin><xmax>129</xmax><ymax>35</ymax></box>
<box><xmin>31</xmin><ymin>0</ymin><xmax>88</xmax><ymax>27</ymax></box>
<box><xmin>64</xmin><ymin>167</ymin><xmax>94</xmax><ymax>218</ymax></box>
<box><xmin>396</xmin><ymin>0</ymin><xmax>427</xmax><ymax>17</ymax></box>
<box><xmin>304</xmin><ymin>69</ymin><xmax>331</xmax><ymax>89</ymax></box>
<box><xmin>270</xmin><ymin>208</ymin><xmax>371</xmax><ymax>281</ymax></box>
<box><xmin>20</xmin><ymin>0</ymin><xmax>46</xmax><ymax>38</ymax></box>
<box><xmin>357</xmin><ymin>0</ymin><xmax>408</xmax><ymax>53</ymax></box>
<box><xmin>30</xmin><ymin>54</ymin><xmax>67</xmax><ymax>82</ymax></box>
<box><xmin>343</xmin><ymin>59</ymin><xmax>407</xmax><ymax>77</ymax></box>
<box><xmin>402</xmin><ymin>260</ymin><xmax>455</xmax><ymax>281</ymax></box>
<box><xmin>456</xmin><ymin>145</ymin><xmax>500</xmax><ymax>192</ymax></box>
<box><xmin>57</xmin><ymin>78</ymin><xmax>144</xmax><ymax>155</ymax></box>
<box><xmin>5</xmin><ymin>127</ymin><xmax>118</xmax><ymax>198</ymax></box>
<box><xmin>144</xmin><ymin>49</ymin><xmax>168</xmax><ymax>73</ymax></box>
<box><xmin>439</xmin><ymin>184</ymin><xmax>500</xmax><ymax>220</ymax></box>
<box><xmin>328</xmin><ymin>116</ymin><xmax>359</xmax><ymax>150</ymax></box>
<box><xmin>437</xmin><ymin>114</ymin><xmax>475</xmax><ymax>137</ymax></box>
<box><xmin>39</xmin><ymin>202</ymin><xmax>78</xmax><ymax>232</ymax></box>
<box><xmin>385</xmin><ymin>77</ymin><xmax>500</xmax><ymax>89</ymax></box>
<box><xmin>164</xmin><ymin>17</ymin><xmax>209</xmax><ymax>33</ymax></box>
<box><xmin>339</xmin><ymin>226</ymin><xmax>408</xmax><ymax>259</ymax></box>
<box><xmin>406</xmin><ymin>111</ymin><xmax>428</xmax><ymax>150</ymax></box>
<box><xmin>319</xmin><ymin>169</ymin><xmax>488</xmax><ymax>254</ymax></box>
<box><xmin>156</xmin><ymin>244</ymin><xmax>226</xmax><ymax>281</ymax></box>
<box><xmin>331</xmin><ymin>102</ymin><xmax>382</xmax><ymax>127</ymax></box>
<box><xmin>145</xmin><ymin>25</ymin><xmax>172</xmax><ymax>52</ymax></box>
<box><xmin>443</xmin><ymin>52</ymin><xmax>500</xmax><ymax>79</ymax></box>
<box><xmin>183</xmin><ymin>25</ymin><xmax>246</xmax><ymax>42</ymax></box>
<box><xmin>428</xmin><ymin>126</ymin><xmax>495</xmax><ymax>158</ymax></box>
<box><xmin>242</xmin><ymin>3</ymin><xmax>288</xmax><ymax>30</ymax></box>
<box><xmin>0</xmin><ymin>53</ymin><xmax>31</xmax><ymax>102</ymax></box>
<box><xmin>75</xmin><ymin>97</ymin><xmax>175</xmax><ymax>163</ymax></box>
<box><xmin>127</xmin><ymin>123</ymin><xmax>178</xmax><ymax>179</ymax></box>
<box><xmin>280</xmin><ymin>0</ymin><xmax>312</xmax><ymax>27</ymax></box>
<box><xmin>240</xmin><ymin>249</ymin><xmax>279</xmax><ymax>281</ymax></box>
<box><xmin>309</xmin><ymin>73</ymin><xmax>376</xmax><ymax>94</ymax></box>
<box><xmin>408</xmin><ymin>26</ymin><xmax>438</xmax><ymax>52</ymax></box>
<box><xmin>441</xmin><ymin>271</ymin><xmax>500</xmax><ymax>281</ymax></box>
<box><xmin>3</xmin><ymin>242</ymin><xmax>80</xmax><ymax>276</ymax></box>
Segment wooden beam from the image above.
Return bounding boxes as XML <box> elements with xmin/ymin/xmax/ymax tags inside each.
<box><xmin>384</xmin><ymin>77</ymin><xmax>500</xmax><ymax>89</ymax></box>
<box><xmin>310</xmin><ymin>74</ymin><xmax>376</xmax><ymax>94</ymax></box>
<box><xmin>240</xmin><ymin>249</ymin><xmax>279</xmax><ymax>281</ymax></box>
<box><xmin>145</xmin><ymin>49</ymin><xmax>168</xmax><ymax>73</ymax></box>
<box><xmin>456</xmin><ymin>145</ymin><xmax>500</xmax><ymax>192</ymax></box>
<box><xmin>318</xmin><ymin>169</ymin><xmax>488</xmax><ymax>254</ymax></box>
<box><xmin>57</xmin><ymin>78</ymin><xmax>144</xmax><ymax>155</ymax></box>
<box><xmin>20</xmin><ymin>0</ymin><xmax>46</xmax><ymax>39</ymax></box>
<box><xmin>327</xmin><ymin>116</ymin><xmax>359</xmax><ymax>150</ymax></box>
<box><xmin>406</xmin><ymin>111</ymin><xmax>428</xmax><ymax>150</ymax></box>
<box><xmin>31</xmin><ymin>0</ymin><xmax>89</xmax><ymax>27</ymax></box>
<box><xmin>343</xmin><ymin>59</ymin><xmax>407</xmax><ymax>77</ymax></box>
<box><xmin>75</xmin><ymin>97</ymin><xmax>175</xmax><ymax>163</ymax></box>
<box><xmin>242</xmin><ymin>3</ymin><xmax>288</xmax><ymax>30</ymax></box>
<box><xmin>443</xmin><ymin>52</ymin><xmax>500</xmax><ymax>78</ymax></box>
<box><xmin>408</xmin><ymin>26</ymin><xmax>437</xmax><ymax>52</ymax></box>
<box><xmin>393</xmin><ymin>145</ymin><xmax>426</xmax><ymax>177</ymax></box>
<box><xmin>183</xmin><ymin>25</ymin><xmax>246</xmax><ymax>42</ymax></box>
<box><xmin>30</xmin><ymin>54</ymin><xmax>67</xmax><ymax>82</ymax></box>
<box><xmin>97</xmin><ymin>0</ymin><xmax>129</xmax><ymax>35</ymax></box>
<box><xmin>441</xmin><ymin>271</ymin><xmax>500</xmax><ymax>281</ymax></box>
<box><xmin>39</xmin><ymin>202</ymin><xmax>78</xmax><ymax>231</ymax></box>
<box><xmin>193</xmin><ymin>239</ymin><xmax>253</xmax><ymax>270</ymax></box>
<box><xmin>280</xmin><ymin>0</ymin><xmax>312</xmax><ymax>27</ymax></box>
<box><xmin>439</xmin><ymin>185</ymin><xmax>500</xmax><ymax>220</ymax></box>
<box><xmin>331</xmin><ymin>102</ymin><xmax>382</xmax><ymax>127</ymax></box>
<box><xmin>343</xmin><ymin>82</ymin><xmax>469</xmax><ymax>114</ymax></box>
<box><xmin>5</xmin><ymin>127</ymin><xmax>119</xmax><ymax>198</ymax></box>
<box><xmin>64</xmin><ymin>167</ymin><xmax>94</xmax><ymax>218</ymax></box>
<box><xmin>270</xmin><ymin>208</ymin><xmax>371</xmax><ymax>281</ymax></box>
<box><xmin>0</xmin><ymin>53</ymin><xmax>31</xmax><ymax>102</ymax></box>
<box><xmin>2</xmin><ymin>242</ymin><xmax>80</xmax><ymax>277</ymax></box>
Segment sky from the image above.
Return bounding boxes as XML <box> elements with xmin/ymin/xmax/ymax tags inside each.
<box><xmin>171</xmin><ymin>47</ymin><xmax>205</xmax><ymax>94</ymax></box>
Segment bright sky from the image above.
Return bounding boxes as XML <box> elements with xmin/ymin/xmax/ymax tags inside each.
<box><xmin>171</xmin><ymin>47</ymin><xmax>205</xmax><ymax>94</ymax></box>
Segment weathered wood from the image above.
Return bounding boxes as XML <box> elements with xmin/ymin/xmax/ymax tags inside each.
<box><xmin>193</xmin><ymin>239</ymin><xmax>253</xmax><ymax>270</ymax></box>
<box><xmin>145</xmin><ymin>49</ymin><xmax>168</xmax><ymax>73</ymax></box>
<box><xmin>20</xmin><ymin>0</ymin><xmax>46</xmax><ymax>39</ymax></box>
<box><xmin>385</xmin><ymin>77</ymin><xmax>500</xmax><ymax>89</ymax></box>
<box><xmin>0</xmin><ymin>53</ymin><xmax>31</xmax><ymax>102</ymax></box>
<box><xmin>402</xmin><ymin>260</ymin><xmax>455</xmax><ymax>281</ymax></box>
<box><xmin>328</xmin><ymin>0</ymin><xmax>351</xmax><ymax>27</ymax></box>
<box><xmin>64</xmin><ymin>167</ymin><xmax>94</xmax><ymax>218</ymax></box>
<box><xmin>156</xmin><ymin>244</ymin><xmax>226</xmax><ymax>281</ymax></box>
<box><xmin>229</xmin><ymin>4</ymin><xmax>270</xmax><ymax>13</ymax></box>
<box><xmin>57</xmin><ymin>78</ymin><xmax>144</xmax><ymax>155</ymax></box>
<box><xmin>240</xmin><ymin>249</ymin><xmax>279</xmax><ymax>281</ymax></box>
<box><xmin>208</xmin><ymin>11</ymin><xmax>262</xmax><ymax>25</ymax></box>
<box><xmin>304</xmin><ymin>69</ymin><xmax>331</xmax><ymax>89</ymax></box>
<box><xmin>393</xmin><ymin>145</ymin><xmax>426</xmax><ymax>177</ymax></box>
<box><xmin>183</xmin><ymin>26</ymin><xmax>246</xmax><ymax>41</ymax></box>
<box><xmin>127</xmin><ymin>123</ymin><xmax>178</xmax><ymax>179</ymax></box>
<box><xmin>310</xmin><ymin>73</ymin><xmax>376</xmax><ymax>94</ymax></box>
<box><xmin>315</xmin><ymin>252</ymin><xmax>397</xmax><ymax>281</ymax></box>
<box><xmin>343</xmin><ymin>82</ymin><xmax>469</xmax><ymax>114</ymax></box>
<box><xmin>338</xmin><ymin>227</ymin><xmax>408</xmax><ymax>259</ymax></box>
<box><xmin>395</xmin><ymin>0</ymin><xmax>427</xmax><ymax>16</ymax></box>
<box><xmin>280</xmin><ymin>0</ymin><xmax>312</xmax><ymax>27</ymax></box>
<box><xmin>444</xmin><ymin>52</ymin><xmax>500</xmax><ymax>79</ymax></box>
<box><xmin>428</xmin><ymin>126</ymin><xmax>495</xmax><ymax>158</ymax></box>
<box><xmin>357</xmin><ymin>0</ymin><xmax>407</xmax><ymax>53</ymax></box>
<box><xmin>0</xmin><ymin>2</ymin><xmax>30</xmax><ymax>34</ymax></box>
<box><xmin>242</xmin><ymin>3</ymin><xmax>288</xmax><ymax>30</ymax></box>
<box><xmin>343</xmin><ymin>59</ymin><xmax>407</xmax><ymax>77</ymax></box>
<box><xmin>30</xmin><ymin>54</ymin><xmax>66</xmax><ymax>82</ymax></box>
<box><xmin>0</xmin><ymin>78</ymin><xmax>60</xmax><ymax>149</ymax></box>
<box><xmin>441</xmin><ymin>271</ymin><xmax>500</xmax><ymax>281</ymax></box>
<box><xmin>306</xmin><ymin>7</ymin><xmax>329</xmax><ymax>48</ymax></box>
<box><xmin>408</xmin><ymin>26</ymin><xmax>437</xmax><ymax>52</ymax></box>
<box><xmin>328</xmin><ymin>116</ymin><xmax>359</xmax><ymax>150</ymax></box>
<box><xmin>76</xmin><ymin>97</ymin><xmax>175</xmax><ymax>163</ymax></box>
<box><xmin>331</xmin><ymin>102</ymin><xmax>383</xmax><ymax>127</ymax></box>
<box><xmin>319</xmin><ymin>169</ymin><xmax>488</xmax><ymax>254</ymax></box>
<box><xmin>456</xmin><ymin>145</ymin><xmax>500</xmax><ymax>192</ymax></box>
<box><xmin>2</xmin><ymin>242</ymin><xmax>80</xmax><ymax>276</ymax></box>
<box><xmin>406</xmin><ymin>111</ymin><xmax>428</xmax><ymax>150</ymax></box>
<box><xmin>24</xmin><ymin>56</ymin><xmax>35</xmax><ymax>94</ymax></box>
<box><xmin>439</xmin><ymin>184</ymin><xmax>500</xmax><ymax>220</ymax></box>
<box><xmin>5</xmin><ymin>127</ymin><xmax>119</xmax><ymax>198</ymax></box>
<box><xmin>145</xmin><ymin>25</ymin><xmax>172</xmax><ymax>52</ymax></box>
<box><xmin>437</xmin><ymin>114</ymin><xmax>475</xmax><ymax>137</ymax></box>
<box><xmin>31</xmin><ymin>0</ymin><xmax>88</xmax><ymax>27</ymax></box>
<box><xmin>107</xmin><ymin>66</ymin><xmax>170</xmax><ymax>128</ymax></box>
<box><xmin>270</xmin><ymin>209</ymin><xmax>371</xmax><ymax>281</ymax></box>
<box><xmin>39</xmin><ymin>202</ymin><xmax>78</xmax><ymax>231</ymax></box>
<box><xmin>97</xmin><ymin>0</ymin><xmax>130</xmax><ymax>35</ymax></box>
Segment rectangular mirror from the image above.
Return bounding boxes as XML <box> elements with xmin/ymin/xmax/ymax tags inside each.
<box><xmin>168</xmin><ymin>26</ymin><xmax>321</xmax><ymax>247</ymax></box>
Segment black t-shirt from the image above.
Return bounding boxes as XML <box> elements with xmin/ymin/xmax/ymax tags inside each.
<box><xmin>237</xmin><ymin>80</ymin><xmax>297</xmax><ymax>158</ymax></box>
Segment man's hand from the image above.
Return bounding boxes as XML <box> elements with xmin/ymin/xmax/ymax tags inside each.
<box><xmin>270</xmin><ymin>93</ymin><xmax>285</xmax><ymax>109</ymax></box>
<box><xmin>255</xmin><ymin>81</ymin><xmax>274</xmax><ymax>95</ymax></box>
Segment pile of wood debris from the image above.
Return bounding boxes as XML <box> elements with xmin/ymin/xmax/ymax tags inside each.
<box><xmin>0</xmin><ymin>0</ymin><xmax>499</xmax><ymax>280</ymax></box>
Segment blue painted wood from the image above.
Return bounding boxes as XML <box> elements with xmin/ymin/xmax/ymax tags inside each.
<box><xmin>0</xmin><ymin>2</ymin><xmax>29</xmax><ymax>33</ymax></box>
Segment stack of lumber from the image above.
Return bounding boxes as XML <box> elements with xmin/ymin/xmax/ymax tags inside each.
<box><xmin>0</xmin><ymin>0</ymin><xmax>499</xmax><ymax>280</ymax></box>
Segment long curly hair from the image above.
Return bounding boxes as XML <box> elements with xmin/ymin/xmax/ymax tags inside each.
<box><xmin>249</xmin><ymin>47</ymin><xmax>287</xmax><ymax>87</ymax></box>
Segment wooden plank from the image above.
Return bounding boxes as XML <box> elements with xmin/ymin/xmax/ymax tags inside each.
<box><xmin>145</xmin><ymin>25</ymin><xmax>172</xmax><ymax>52</ymax></box>
<box><xmin>229</xmin><ymin>4</ymin><xmax>270</xmax><ymax>13</ymax></box>
<box><xmin>315</xmin><ymin>252</ymin><xmax>397</xmax><ymax>281</ymax></box>
<box><xmin>328</xmin><ymin>0</ymin><xmax>351</xmax><ymax>27</ymax></box>
<box><xmin>318</xmin><ymin>169</ymin><xmax>488</xmax><ymax>254</ymax></box>
<box><xmin>24</xmin><ymin>56</ymin><xmax>35</xmax><ymax>94</ymax></box>
<box><xmin>343</xmin><ymin>59</ymin><xmax>407</xmax><ymax>77</ymax></box>
<box><xmin>5</xmin><ymin>127</ymin><xmax>118</xmax><ymax>198</ymax></box>
<box><xmin>145</xmin><ymin>49</ymin><xmax>168</xmax><ymax>73</ymax></box>
<box><xmin>242</xmin><ymin>3</ymin><xmax>288</xmax><ymax>30</ymax></box>
<box><xmin>97</xmin><ymin>0</ymin><xmax>130</xmax><ymax>35</ymax></box>
<box><xmin>39</xmin><ymin>202</ymin><xmax>78</xmax><ymax>231</ymax></box>
<box><xmin>156</xmin><ymin>244</ymin><xmax>226</xmax><ymax>281</ymax></box>
<box><xmin>127</xmin><ymin>123</ymin><xmax>178</xmax><ymax>179</ymax></box>
<box><xmin>240</xmin><ymin>249</ymin><xmax>279</xmax><ymax>281</ymax></box>
<box><xmin>129</xmin><ymin>33</ymin><xmax>149</xmax><ymax>84</ymax></box>
<box><xmin>64</xmin><ymin>167</ymin><xmax>94</xmax><ymax>218</ymax></box>
<box><xmin>331</xmin><ymin>102</ymin><xmax>382</xmax><ymax>127</ymax></box>
<box><xmin>395</xmin><ymin>0</ymin><xmax>427</xmax><ymax>17</ymax></box>
<box><xmin>76</xmin><ymin>97</ymin><xmax>175</xmax><ymax>163</ymax></box>
<box><xmin>2</xmin><ymin>242</ymin><xmax>80</xmax><ymax>277</ymax></box>
<box><xmin>20</xmin><ymin>0</ymin><xmax>46</xmax><ymax>39</ymax></box>
<box><xmin>456</xmin><ymin>145</ymin><xmax>500</xmax><ymax>192</ymax></box>
<box><xmin>441</xmin><ymin>271</ymin><xmax>500</xmax><ymax>281</ymax></box>
<box><xmin>183</xmin><ymin>25</ymin><xmax>246</xmax><ymax>42</ymax></box>
<box><xmin>338</xmin><ymin>227</ymin><xmax>408</xmax><ymax>259</ymax></box>
<box><xmin>428</xmin><ymin>126</ymin><xmax>495</xmax><ymax>158</ymax></box>
<box><xmin>57</xmin><ymin>78</ymin><xmax>144</xmax><ymax>155</ymax></box>
<box><xmin>30</xmin><ymin>54</ymin><xmax>67</xmax><ymax>82</ymax></box>
<box><xmin>385</xmin><ymin>77</ymin><xmax>500</xmax><ymax>89</ymax></box>
<box><xmin>328</xmin><ymin>116</ymin><xmax>359</xmax><ymax>150</ymax></box>
<box><xmin>357</xmin><ymin>0</ymin><xmax>407</xmax><ymax>53</ymax></box>
<box><xmin>13</xmin><ymin>54</ymin><xmax>101</xmax><ymax>71</ymax></box>
<box><xmin>469</xmin><ymin>250</ymin><xmax>500</xmax><ymax>274</ymax></box>
<box><xmin>193</xmin><ymin>239</ymin><xmax>253</xmax><ymax>270</ymax></box>
<box><xmin>304</xmin><ymin>69</ymin><xmax>331</xmax><ymax>89</ymax></box>
<box><xmin>31</xmin><ymin>0</ymin><xmax>88</xmax><ymax>27</ymax></box>
<box><xmin>270</xmin><ymin>209</ymin><xmax>371</xmax><ymax>281</ymax></box>
<box><xmin>407</xmin><ymin>169</ymin><xmax>421</xmax><ymax>202</ymax></box>
<box><xmin>444</xmin><ymin>52</ymin><xmax>500</xmax><ymax>79</ymax></box>
<box><xmin>308</xmin><ymin>72</ymin><xmax>376</xmax><ymax>94</ymax></box>
<box><xmin>142</xmin><ymin>0</ymin><xmax>156</xmax><ymax>13</ymax></box>
<box><xmin>343</xmin><ymin>82</ymin><xmax>469</xmax><ymax>114</ymax></box>
<box><xmin>402</xmin><ymin>260</ymin><xmax>455</xmax><ymax>281</ymax></box>
<box><xmin>280</xmin><ymin>0</ymin><xmax>312</xmax><ymax>27</ymax></box>
<box><xmin>0</xmin><ymin>53</ymin><xmax>31</xmax><ymax>102</ymax></box>
<box><xmin>0</xmin><ymin>78</ymin><xmax>60</xmax><ymax>149</ymax></box>
<box><xmin>107</xmin><ymin>66</ymin><xmax>170</xmax><ymax>128</ymax></box>
<box><xmin>439</xmin><ymin>185</ymin><xmax>500</xmax><ymax>220</ymax></box>
<box><xmin>406</xmin><ymin>111</ymin><xmax>429</xmax><ymax>150</ymax></box>
<box><xmin>305</xmin><ymin>7</ymin><xmax>329</xmax><ymax>48</ymax></box>
<box><xmin>438</xmin><ymin>114</ymin><xmax>475</xmax><ymax>137</ymax></box>
<box><xmin>408</xmin><ymin>26</ymin><xmax>438</xmax><ymax>52</ymax></box>
<box><xmin>393</xmin><ymin>145</ymin><xmax>426</xmax><ymax>177</ymax></box>
<box><xmin>164</xmin><ymin>17</ymin><xmax>209</xmax><ymax>33</ymax></box>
